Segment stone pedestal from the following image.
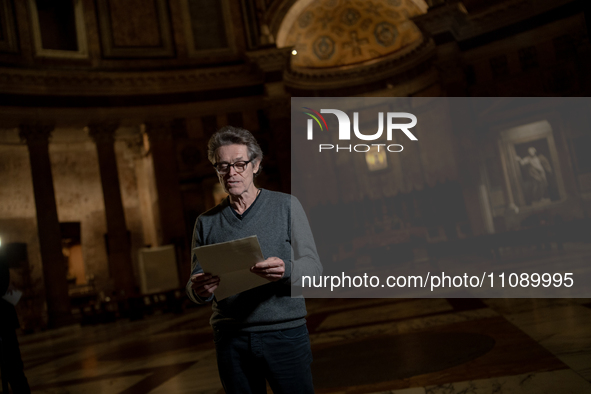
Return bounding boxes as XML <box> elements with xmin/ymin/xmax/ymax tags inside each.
<box><xmin>19</xmin><ymin>124</ymin><xmax>72</xmax><ymax>328</ymax></box>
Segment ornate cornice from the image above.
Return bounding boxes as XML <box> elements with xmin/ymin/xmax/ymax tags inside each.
<box><xmin>0</xmin><ymin>64</ymin><xmax>263</xmax><ymax>97</ymax></box>
<box><xmin>283</xmin><ymin>36</ymin><xmax>435</xmax><ymax>91</ymax></box>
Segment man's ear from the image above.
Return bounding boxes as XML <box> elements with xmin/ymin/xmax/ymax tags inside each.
<box><xmin>253</xmin><ymin>160</ymin><xmax>261</xmax><ymax>175</ymax></box>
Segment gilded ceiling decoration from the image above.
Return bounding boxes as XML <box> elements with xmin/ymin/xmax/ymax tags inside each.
<box><xmin>285</xmin><ymin>0</ymin><xmax>426</xmax><ymax>69</ymax></box>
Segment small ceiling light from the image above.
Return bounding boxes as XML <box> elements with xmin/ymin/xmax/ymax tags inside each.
<box><xmin>292</xmin><ymin>50</ymin><xmax>297</xmax><ymax>56</ymax></box>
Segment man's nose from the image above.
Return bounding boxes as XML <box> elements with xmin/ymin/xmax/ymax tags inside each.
<box><xmin>227</xmin><ymin>165</ymin><xmax>238</xmax><ymax>176</ymax></box>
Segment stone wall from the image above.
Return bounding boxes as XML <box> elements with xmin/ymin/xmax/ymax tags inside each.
<box><xmin>0</xmin><ymin>126</ymin><xmax>148</xmax><ymax>309</ymax></box>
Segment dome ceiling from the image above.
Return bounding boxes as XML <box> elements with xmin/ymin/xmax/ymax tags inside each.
<box><xmin>285</xmin><ymin>0</ymin><xmax>427</xmax><ymax>69</ymax></box>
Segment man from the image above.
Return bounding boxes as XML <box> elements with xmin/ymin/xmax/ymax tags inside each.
<box><xmin>186</xmin><ymin>126</ymin><xmax>322</xmax><ymax>393</ymax></box>
<box><xmin>1</xmin><ymin>249</ymin><xmax>31</xmax><ymax>394</ymax></box>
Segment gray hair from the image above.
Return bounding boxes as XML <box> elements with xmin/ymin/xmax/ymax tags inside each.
<box><xmin>207</xmin><ymin>126</ymin><xmax>263</xmax><ymax>175</ymax></box>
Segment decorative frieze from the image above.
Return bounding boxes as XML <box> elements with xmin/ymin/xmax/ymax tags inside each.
<box><xmin>246</xmin><ymin>47</ymin><xmax>293</xmax><ymax>73</ymax></box>
<box><xmin>0</xmin><ymin>64</ymin><xmax>263</xmax><ymax>96</ymax></box>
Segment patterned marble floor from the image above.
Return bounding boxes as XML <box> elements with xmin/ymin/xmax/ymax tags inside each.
<box><xmin>3</xmin><ymin>296</ymin><xmax>591</xmax><ymax>394</ymax></box>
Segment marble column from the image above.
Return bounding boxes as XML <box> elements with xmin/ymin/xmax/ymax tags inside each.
<box><xmin>144</xmin><ymin>121</ymin><xmax>189</xmax><ymax>284</ymax></box>
<box><xmin>19</xmin><ymin>124</ymin><xmax>72</xmax><ymax>328</ymax></box>
<box><xmin>88</xmin><ymin>122</ymin><xmax>136</xmax><ymax>297</ymax></box>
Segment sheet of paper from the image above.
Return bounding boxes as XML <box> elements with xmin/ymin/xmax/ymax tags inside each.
<box><xmin>192</xmin><ymin>235</ymin><xmax>269</xmax><ymax>300</ymax></box>
<box><xmin>2</xmin><ymin>289</ymin><xmax>22</xmax><ymax>306</ymax></box>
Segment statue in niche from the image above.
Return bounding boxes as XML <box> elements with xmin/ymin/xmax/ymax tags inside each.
<box><xmin>515</xmin><ymin>146</ymin><xmax>553</xmax><ymax>205</ymax></box>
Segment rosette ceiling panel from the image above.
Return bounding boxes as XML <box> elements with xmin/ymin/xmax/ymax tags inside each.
<box><xmin>285</xmin><ymin>0</ymin><xmax>427</xmax><ymax>69</ymax></box>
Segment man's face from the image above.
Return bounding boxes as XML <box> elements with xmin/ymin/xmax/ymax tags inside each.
<box><xmin>214</xmin><ymin>144</ymin><xmax>259</xmax><ymax>197</ymax></box>
<box><xmin>528</xmin><ymin>147</ymin><xmax>537</xmax><ymax>156</ymax></box>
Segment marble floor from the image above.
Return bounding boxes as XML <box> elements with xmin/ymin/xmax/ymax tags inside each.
<box><xmin>2</xmin><ymin>295</ymin><xmax>590</xmax><ymax>394</ymax></box>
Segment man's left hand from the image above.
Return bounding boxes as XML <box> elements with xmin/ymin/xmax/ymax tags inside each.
<box><xmin>250</xmin><ymin>257</ymin><xmax>285</xmax><ymax>282</ymax></box>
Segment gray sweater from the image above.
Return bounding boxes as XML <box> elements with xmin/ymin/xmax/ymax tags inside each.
<box><xmin>186</xmin><ymin>189</ymin><xmax>322</xmax><ymax>332</ymax></box>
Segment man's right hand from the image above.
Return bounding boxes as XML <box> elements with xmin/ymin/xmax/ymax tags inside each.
<box><xmin>190</xmin><ymin>273</ymin><xmax>220</xmax><ymax>298</ymax></box>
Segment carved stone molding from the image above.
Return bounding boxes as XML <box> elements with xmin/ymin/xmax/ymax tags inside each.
<box><xmin>283</xmin><ymin>36</ymin><xmax>435</xmax><ymax>91</ymax></box>
<box><xmin>246</xmin><ymin>47</ymin><xmax>293</xmax><ymax>73</ymax></box>
<box><xmin>0</xmin><ymin>64</ymin><xmax>263</xmax><ymax>96</ymax></box>
<box><xmin>19</xmin><ymin>124</ymin><xmax>55</xmax><ymax>145</ymax></box>
<box><xmin>88</xmin><ymin>122</ymin><xmax>119</xmax><ymax>145</ymax></box>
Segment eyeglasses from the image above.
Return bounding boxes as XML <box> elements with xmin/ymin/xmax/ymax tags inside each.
<box><xmin>213</xmin><ymin>160</ymin><xmax>252</xmax><ymax>174</ymax></box>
